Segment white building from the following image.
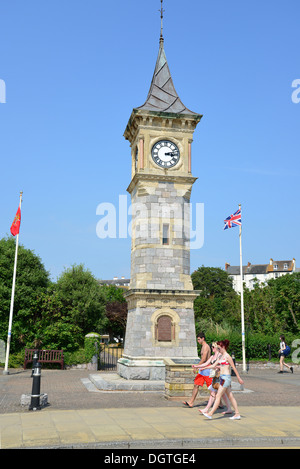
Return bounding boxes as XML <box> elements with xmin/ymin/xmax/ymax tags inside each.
<box><xmin>98</xmin><ymin>277</ymin><xmax>130</xmax><ymax>289</ymax></box>
<box><xmin>225</xmin><ymin>258</ymin><xmax>296</xmax><ymax>293</ymax></box>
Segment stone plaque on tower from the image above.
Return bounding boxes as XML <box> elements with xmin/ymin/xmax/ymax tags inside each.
<box><xmin>117</xmin><ymin>13</ymin><xmax>202</xmax><ymax>381</ymax></box>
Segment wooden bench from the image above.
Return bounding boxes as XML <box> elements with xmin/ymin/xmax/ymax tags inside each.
<box><xmin>24</xmin><ymin>349</ymin><xmax>64</xmax><ymax>370</ymax></box>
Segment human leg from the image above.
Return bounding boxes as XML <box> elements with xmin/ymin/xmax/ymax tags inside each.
<box><xmin>279</xmin><ymin>352</ymin><xmax>293</xmax><ymax>372</ymax></box>
<box><xmin>225</xmin><ymin>387</ymin><xmax>241</xmax><ymax>418</ymax></box>
<box><xmin>203</xmin><ymin>375</ymin><xmax>235</xmax><ymax>419</ymax></box>
<box><xmin>183</xmin><ymin>384</ymin><xmax>199</xmax><ymax>407</ymax></box>
<box><xmin>221</xmin><ymin>391</ymin><xmax>233</xmax><ymax>414</ymax></box>
<box><xmin>283</xmin><ymin>355</ymin><xmax>292</xmax><ymax>370</ymax></box>
<box><xmin>189</xmin><ymin>384</ymin><xmax>200</xmax><ymax>406</ymax></box>
<box><xmin>199</xmin><ymin>389</ymin><xmax>216</xmax><ymax>413</ymax></box>
<box><xmin>204</xmin><ymin>386</ymin><xmax>227</xmax><ymax>417</ymax></box>
<box><xmin>280</xmin><ymin>354</ymin><xmax>284</xmax><ymax>371</ymax></box>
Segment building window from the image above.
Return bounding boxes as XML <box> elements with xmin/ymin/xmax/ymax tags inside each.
<box><xmin>284</xmin><ymin>263</ymin><xmax>288</xmax><ymax>270</ymax></box>
<box><xmin>274</xmin><ymin>264</ymin><xmax>278</xmax><ymax>270</ymax></box>
<box><xmin>162</xmin><ymin>224</ymin><xmax>169</xmax><ymax>245</ymax></box>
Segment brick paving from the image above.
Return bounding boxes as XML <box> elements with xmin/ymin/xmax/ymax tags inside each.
<box><xmin>0</xmin><ymin>363</ymin><xmax>299</xmax><ymax>414</ymax></box>
<box><xmin>1</xmin><ymin>363</ymin><xmax>300</xmax><ymax>449</ymax></box>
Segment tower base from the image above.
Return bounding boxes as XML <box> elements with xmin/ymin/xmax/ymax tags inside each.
<box><xmin>117</xmin><ymin>356</ymin><xmax>166</xmax><ymax>381</ymax></box>
<box><xmin>119</xmin><ymin>288</ymin><xmax>200</xmax><ymax>381</ymax></box>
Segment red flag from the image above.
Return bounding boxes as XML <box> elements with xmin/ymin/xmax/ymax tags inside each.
<box><xmin>10</xmin><ymin>206</ymin><xmax>21</xmax><ymax>236</ymax></box>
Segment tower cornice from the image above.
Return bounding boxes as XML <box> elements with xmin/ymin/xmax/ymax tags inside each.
<box><xmin>124</xmin><ymin>108</ymin><xmax>202</xmax><ymax>145</ymax></box>
<box><xmin>126</xmin><ymin>171</ymin><xmax>197</xmax><ymax>195</ymax></box>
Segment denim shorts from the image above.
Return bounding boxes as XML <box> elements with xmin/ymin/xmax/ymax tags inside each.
<box><xmin>220</xmin><ymin>374</ymin><xmax>231</xmax><ymax>388</ymax></box>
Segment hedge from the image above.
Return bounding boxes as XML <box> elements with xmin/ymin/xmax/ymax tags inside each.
<box><xmin>203</xmin><ymin>332</ymin><xmax>300</xmax><ymax>361</ymax></box>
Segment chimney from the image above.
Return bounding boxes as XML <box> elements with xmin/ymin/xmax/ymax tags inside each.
<box><xmin>269</xmin><ymin>258</ymin><xmax>273</xmax><ymax>265</ymax></box>
<box><xmin>225</xmin><ymin>263</ymin><xmax>230</xmax><ymax>271</ymax></box>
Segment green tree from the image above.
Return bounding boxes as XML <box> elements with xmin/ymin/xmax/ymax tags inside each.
<box><xmin>54</xmin><ymin>264</ymin><xmax>107</xmax><ymax>337</ymax></box>
<box><xmin>244</xmin><ymin>283</ymin><xmax>276</xmax><ymax>334</ymax></box>
<box><xmin>31</xmin><ymin>287</ymin><xmax>83</xmax><ymax>351</ymax></box>
<box><xmin>192</xmin><ymin>266</ymin><xmax>234</xmax><ymax>299</ymax></box>
<box><xmin>192</xmin><ymin>266</ymin><xmax>240</xmax><ymax>326</ymax></box>
<box><xmin>243</xmin><ymin>272</ymin><xmax>300</xmax><ymax>336</ymax></box>
<box><xmin>0</xmin><ymin>237</ymin><xmax>50</xmax><ymax>351</ymax></box>
<box><xmin>27</xmin><ymin>265</ymin><xmax>109</xmax><ymax>351</ymax></box>
<box><xmin>267</xmin><ymin>273</ymin><xmax>300</xmax><ymax>333</ymax></box>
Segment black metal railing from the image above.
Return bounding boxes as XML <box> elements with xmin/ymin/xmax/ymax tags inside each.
<box><xmin>99</xmin><ymin>345</ymin><xmax>123</xmax><ymax>371</ymax></box>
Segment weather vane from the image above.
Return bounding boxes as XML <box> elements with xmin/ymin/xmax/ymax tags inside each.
<box><xmin>159</xmin><ymin>0</ymin><xmax>165</xmax><ymax>42</ymax></box>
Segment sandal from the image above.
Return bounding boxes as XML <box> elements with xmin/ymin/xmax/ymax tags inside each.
<box><xmin>182</xmin><ymin>401</ymin><xmax>193</xmax><ymax>408</ymax></box>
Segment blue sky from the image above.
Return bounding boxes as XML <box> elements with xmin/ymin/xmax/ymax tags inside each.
<box><xmin>0</xmin><ymin>0</ymin><xmax>299</xmax><ymax>281</ymax></box>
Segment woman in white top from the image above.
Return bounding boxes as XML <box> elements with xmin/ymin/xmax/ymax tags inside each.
<box><xmin>278</xmin><ymin>335</ymin><xmax>293</xmax><ymax>373</ymax></box>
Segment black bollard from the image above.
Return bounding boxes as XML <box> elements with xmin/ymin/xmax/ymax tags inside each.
<box><xmin>29</xmin><ymin>362</ymin><xmax>41</xmax><ymax>411</ymax></box>
<box><xmin>231</xmin><ymin>352</ymin><xmax>236</xmax><ymax>376</ymax></box>
<box><xmin>31</xmin><ymin>350</ymin><xmax>39</xmax><ymax>377</ymax></box>
<box><xmin>267</xmin><ymin>343</ymin><xmax>272</xmax><ymax>361</ymax></box>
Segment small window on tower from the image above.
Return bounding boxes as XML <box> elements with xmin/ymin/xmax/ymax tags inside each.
<box><xmin>162</xmin><ymin>224</ymin><xmax>169</xmax><ymax>245</ymax></box>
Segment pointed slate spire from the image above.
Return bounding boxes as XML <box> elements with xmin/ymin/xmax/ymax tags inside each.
<box><xmin>136</xmin><ymin>38</ymin><xmax>198</xmax><ymax>116</ymax></box>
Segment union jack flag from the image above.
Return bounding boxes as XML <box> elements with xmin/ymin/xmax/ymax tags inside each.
<box><xmin>223</xmin><ymin>208</ymin><xmax>241</xmax><ymax>230</ymax></box>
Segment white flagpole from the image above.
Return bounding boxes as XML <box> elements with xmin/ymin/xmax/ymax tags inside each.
<box><xmin>3</xmin><ymin>191</ymin><xmax>23</xmax><ymax>375</ymax></box>
<box><xmin>239</xmin><ymin>203</ymin><xmax>246</xmax><ymax>373</ymax></box>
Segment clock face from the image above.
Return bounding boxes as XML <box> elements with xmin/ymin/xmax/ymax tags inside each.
<box><xmin>151</xmin><ymin>140</ymin><xmax>180</xmax><ymax>168</ymax></box>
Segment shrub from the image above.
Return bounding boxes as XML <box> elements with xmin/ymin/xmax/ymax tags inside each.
<box><xmin>63</xmin><ymin>348</ymin><xmax>86</xmax><ymax>366</ymax></box>
<box><xmin>196</xmin><ymin>320</ymin><xmax>299</xmax><ymax>361</ymax></box>
<box><xmin>84</xmin><ymin>333</ymin><xmax>101</xmax><ymax>363</ymax></box>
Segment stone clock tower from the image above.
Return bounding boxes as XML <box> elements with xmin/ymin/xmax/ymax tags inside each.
<box><xmin>117</xmin><ymin>28</ymin><xmax>202</xmax><ymax>381</ymax></box>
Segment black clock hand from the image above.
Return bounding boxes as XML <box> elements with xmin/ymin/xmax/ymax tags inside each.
<box><xmin>164</xmin><ymin>151</ymin><xmax>178</xmax><ymax>156</ymax></box>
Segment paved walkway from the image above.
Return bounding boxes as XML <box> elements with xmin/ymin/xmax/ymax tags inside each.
<box><xmin>1</xmin><ymin>364</ymin><xmax>300</xmax><ymax>449</ymax></box>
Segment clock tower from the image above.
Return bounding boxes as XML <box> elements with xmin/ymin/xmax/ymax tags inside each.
<box><xmin>118</xmin><ymin>19</ymin><xmax>202</xmax><ymax>381</ymax></box>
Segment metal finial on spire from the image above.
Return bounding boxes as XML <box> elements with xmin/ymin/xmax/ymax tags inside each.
<box><xmin>159</xmin><ymin>0</ymin><xmax>165</xmax><ymax>43</ymax></box>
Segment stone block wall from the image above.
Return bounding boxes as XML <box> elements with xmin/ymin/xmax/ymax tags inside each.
<box><xmin>129</xmin><ymin>180</ymin><xmax>193</xmax><ymax>291</ymax></box>
<box><xmin>164</xmin><ymin>360</ymin><xmax>210</xmax><ymax>400</ymax></box>
<box><xmin>123</xmin><ymin>290</ymin><xmax>199</xmax><ymax>360</ymax></box>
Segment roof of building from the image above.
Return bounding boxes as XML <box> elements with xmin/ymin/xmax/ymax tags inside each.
<box><xmin>246</xmin><ymin>264</ymin><xmax>268</xmax><ymax>275</ymax></box>
<box><xmin>135</xmin><ymin>38</ymin><xmax>200</xmax><ymax>116</ymax></box>
<box><xmin>267</xmin><ymin>260</ymin><xmax>294</xmax><ymax>272</ymax></box>
<box><xmin>226</xmin><ymin>259</ymin><xmax>295</xmax><ymax>275</ymax></box>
